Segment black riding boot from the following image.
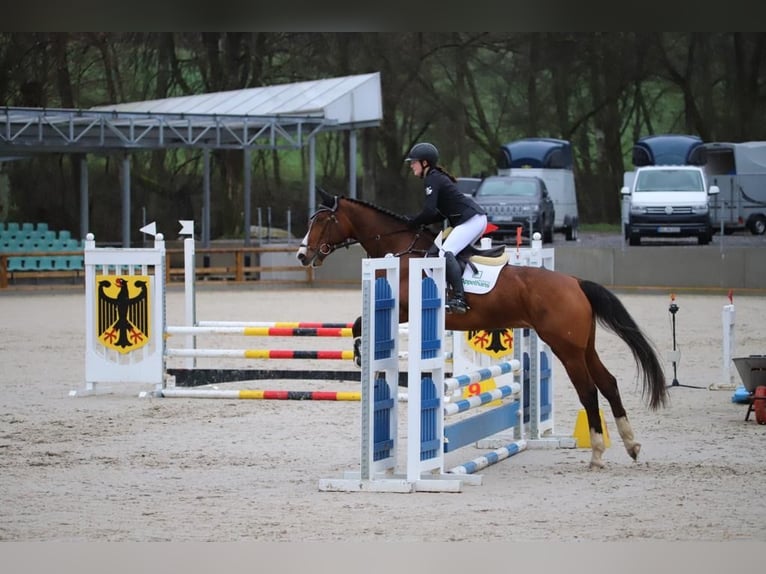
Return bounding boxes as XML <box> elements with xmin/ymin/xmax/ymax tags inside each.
<box><xmin>444</xmin><ymin>251</ymin><xmax>469</xmax><ymax>314</ymax></box>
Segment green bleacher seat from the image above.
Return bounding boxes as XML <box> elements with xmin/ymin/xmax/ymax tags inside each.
<box><xmin>7</xmin><ymin>256</ymin><xmax>26</xmax><ymax>272</ymax></box>
<box><xmin>35</xmin><ymin>222</ymin><xmax>48</xmax><ymax>232</ymax></box>
<box><xmin>58</xmin><ymin>230</ymin><xmax>71</xmax><ymax>241</ymax></box>
<box><xmin>36</xmin><ymin>256</ymin><xmax>56</xmax><ymax>271</ymax></box>
<box><xmin>38</xmin><ymin>231</ymin><xmax>57</xmax><ymax>248</ymax></box>
<box><xmin>4</xmin><ymin>223</ymin><xmax>20</xmax><ymax>240</ymax></box>
<box><xmin>61</xmin><ymin>238</ymin><xmax>82</xmax><ymax>250</ymax></box>
<box><xmin>53</xmin><ymin>256</ymin><xmax>71</xmax><ymax>270</ymax></box>
<box><xmin>67</xmin><ymin>255</ymin><xmax>84</xmax><ymax>271</ymax></box>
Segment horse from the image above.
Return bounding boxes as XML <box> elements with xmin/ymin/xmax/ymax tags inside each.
<box><xmin>296</xmin><ymin>189</ymin><xmax>668</xmax><ymax>469</ymax></box>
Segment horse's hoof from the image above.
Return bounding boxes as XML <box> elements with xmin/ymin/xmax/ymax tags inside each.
<box><xmin>589</xmin><ymin>459</ymin><xmax>605</xmax><ymax>470</ymax></box>
<box><xmin>627</xmin><ymin>442</ymin><xmax>641</xmax><ymax>461</ymax></box>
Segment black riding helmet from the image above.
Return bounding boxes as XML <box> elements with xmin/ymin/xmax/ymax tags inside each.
<box><xmin>405</xmin><ymin>142</ymin><xmax>439</xmax><ymax>166</ymax></box>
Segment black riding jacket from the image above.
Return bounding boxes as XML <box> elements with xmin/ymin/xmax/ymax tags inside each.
<box><xmin>410</xmin><ymin>167</ymin><xmax>486</xmax><ymax>228</ymax></box>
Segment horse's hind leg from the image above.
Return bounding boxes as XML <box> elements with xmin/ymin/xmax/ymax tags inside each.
<box><xmin>560</xmin><ymin>358</ymin><xmax>607</xmax><ymax>469</ymax></box>
<box><xmin>586</xmin><ymin>346</ymin><xmax>641</xmax><ymax>462</ymax></box>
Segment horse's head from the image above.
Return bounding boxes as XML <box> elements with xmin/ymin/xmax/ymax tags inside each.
<box><xmin>297</xmin><ymin>187</ymin><xmax>435</xmax><ymax>266</ymax></box>
<box><xmin>296</xmin><ymin>188</ymin><xmax>355</xmax><ymax>267</ymax></box>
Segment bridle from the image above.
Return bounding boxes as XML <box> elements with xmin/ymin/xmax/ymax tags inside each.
<box><xmin>299</xmin><ymin>205</ymin><xmax>357</xmax><ymax>258</ymax></box>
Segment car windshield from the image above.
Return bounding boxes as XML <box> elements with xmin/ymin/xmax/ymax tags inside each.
<box><xmin>456</xmin><ymin>178</ymin><xmax>480</xmax><ymax>196</ymax></box>
<box><xmin>635</xmin><ymin>170</ymin><xmax>704</xmax><ymax>192</ymax></box>
<box><xmin>476</xmin><ymin>179</ymin><xmax>538</xmax><ymax>197</ymax></box>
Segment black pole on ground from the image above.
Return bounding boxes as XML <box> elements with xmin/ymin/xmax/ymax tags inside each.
<box><xmin>667</xmin><ymin>297</ymin><xmax>703</xmax><ymax>389</ymax></box>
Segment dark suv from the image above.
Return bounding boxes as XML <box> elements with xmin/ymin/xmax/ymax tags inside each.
<box><xmin>473</xmin><ymin>175</ymin><xmax>555</xmax><ymax>244</ymax></box>
<box><xmin>456</xmin><ymin>176</ymin><xmax>482</xmax><ymax>197</ymax></box>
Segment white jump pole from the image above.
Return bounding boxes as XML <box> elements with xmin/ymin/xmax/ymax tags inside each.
<box><xmin>715</xmin><ymin>293</ymin><xmax>737</xmax><ymax>390</ymax></box>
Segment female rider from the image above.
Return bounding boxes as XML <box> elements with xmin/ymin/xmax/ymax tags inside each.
<box><xmin>405</xmin><ymin>142</ymin><xmax>488</xmax><ymax>314</ymax></box>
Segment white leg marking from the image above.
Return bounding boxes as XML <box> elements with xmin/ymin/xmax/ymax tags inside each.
<box><xmin>615</xmin><ymin>416</ymin><xmax>641</xmax><ymax>461</ymax></box>
<box><xmin>589</xmin><ymin>429</ymin><xmax>606</xmax><ymax>469</ymax></box>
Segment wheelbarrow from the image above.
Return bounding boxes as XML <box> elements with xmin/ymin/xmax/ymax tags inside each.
<box><xmin>732</xmin><ymin>355</ymin><xmax>766</xmax><ymax>424</ymax></box>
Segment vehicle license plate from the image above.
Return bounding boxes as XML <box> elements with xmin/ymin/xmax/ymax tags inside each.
<box><xmin>657</xmin><ymin>226</ymin><xmax>680</xmax><ymax>233</ymax></box>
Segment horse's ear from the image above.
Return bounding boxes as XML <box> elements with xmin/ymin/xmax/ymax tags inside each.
<box><xmin>316</xmin><ymin>187</ymin><xmax>335</xmax><ymax>206</ymax></box>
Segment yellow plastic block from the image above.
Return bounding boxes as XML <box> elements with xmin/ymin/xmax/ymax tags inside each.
<box><xmin>572</xmin><ymin>408</ymin><xmax>611</xmax><ymax>448</ymax></box>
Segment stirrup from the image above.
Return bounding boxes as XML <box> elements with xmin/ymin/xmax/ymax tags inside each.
<box><xmin>446</xmin><ymin>296</ymin><xmax>469</xmax><ymax>314</ymax></box>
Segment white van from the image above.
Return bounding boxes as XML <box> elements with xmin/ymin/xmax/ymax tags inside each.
<box><xmin>497</xmin><ymin>138</ymin><xmax>579</xmax><ymax>240</ymax></box>
<box><xmin>621</xmin><ymin>165</ymin><xmax>719</xmax><ymax>245</ymax></box>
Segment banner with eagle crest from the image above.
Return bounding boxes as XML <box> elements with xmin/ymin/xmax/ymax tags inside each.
<box><xmin>95</xmin><ymin>276</ymin><xmax>151</xmax><ymax>354</ymax></box>
<box><xmin>464</xmin><ymin>328</ymin><xmax>514</xmax><ymax>359</ymax></box>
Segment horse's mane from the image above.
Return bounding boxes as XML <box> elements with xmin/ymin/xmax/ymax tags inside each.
<box><xmin>338</xmin><ymin>195</ymin><xmax>411</xmax><ymax>224</ymax></box>
<box><xmin>319</xmin><ymin>190</ymin><xmax>436</xmax><ymax>240</ymax></box>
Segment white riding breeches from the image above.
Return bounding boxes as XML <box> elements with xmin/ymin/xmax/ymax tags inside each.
<box><xmin>441</xmin><ymin>214</ymin><xmax>488</xmax><ymax>255</ymax></box>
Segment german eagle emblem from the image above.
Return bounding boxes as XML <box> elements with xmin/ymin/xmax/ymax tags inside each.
<box><xmin>95</xmin><ymin>276</ymin><xmax>150</xmax><ymax>354</ymax></box>
<box><xmin>465</xmin><ymin>328</ymin><xmax>514</xmax><ymax>359</ymax></box>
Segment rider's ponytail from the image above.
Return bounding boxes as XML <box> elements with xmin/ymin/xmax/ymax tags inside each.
<box><xmin>433</xmin><ymin>165</ymin><xmax>457</xmax><ymax>183</ymax></box>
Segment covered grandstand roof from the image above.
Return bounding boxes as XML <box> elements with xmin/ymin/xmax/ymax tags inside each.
<box><xmin>0</xmin><ymin>72</ymin><xmax>382</xmax><ymax>155</ymax></box>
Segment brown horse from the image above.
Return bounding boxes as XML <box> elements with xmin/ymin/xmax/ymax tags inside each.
<box><xmin>297</xmin><ymin>190</ymin><xmax>667</xmax><ymax>468</ymax></box>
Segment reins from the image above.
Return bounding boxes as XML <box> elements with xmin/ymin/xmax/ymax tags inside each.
<box><xmin>388</xmin><ymin>232</ymin><xmax>430</xmax><ymax>258</ymax></box>
<box><xmin>301</xmin><ymin>198</ymin><xmax>433</xmax><ymax>259</ymax></box>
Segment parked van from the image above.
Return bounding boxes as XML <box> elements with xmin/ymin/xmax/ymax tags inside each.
<box><xmin>702</xmin><ymin>141</ymin><xmax>766</xmax><ymax>235</ymax></box>
<box><xmin>497</xmin><ymin>138</ymin><xmax>579</xmax><ymax>240</ymax></box>
<box><xmin>621</xmin><ymin>135</ymin><xmax>718</xmax><ymax>246</ymax></box>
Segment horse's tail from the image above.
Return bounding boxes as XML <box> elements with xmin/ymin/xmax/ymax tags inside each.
<box><xmin>579</xmin><ymin>279</ymin><xmax>668</xmax><ymax>410</ymax></box>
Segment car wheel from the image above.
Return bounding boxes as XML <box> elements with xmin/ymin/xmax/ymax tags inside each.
<box><xmin>747</xmin><ymin>214</ymin><xmax>766</xmax><ymax>235</ymax></box>
<box><xmin>543</xmin><ymin>223</ymin><xmax>554</xmax><ymax>244</ymax></box>
<box><xmin>565</xmin><ymin>224</ymin><xmax>578</xmax><ymax>241</ymax></box>
<box><xmin>628</xmin><ymin>235</ymin><xmax>641</xmax><ymax>246</ymax></box>
<box><xmin>698</xmin><ymin>233</ymin><xmax>711</xmax><ymax>245</ymax></box>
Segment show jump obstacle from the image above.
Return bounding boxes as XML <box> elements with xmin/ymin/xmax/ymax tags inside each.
<box><xmin>75</xmin><ymin>223</ymin><xmax>372</xmax><ymax>398</ymax></box>
<box><xmin>318</xmin><ymin>255</ymin><xmax>572</xmax><ymax>494</ymax></box>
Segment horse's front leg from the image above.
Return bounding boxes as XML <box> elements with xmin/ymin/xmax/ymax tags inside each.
<box><xmin>352</xmin><ymin>315</ymin><xmax>362</xmax><ymax>368</ymax></box>
<box><xmin>352</xmin><ymin>302</ymin><xmax>409</xmax><ymax>368</ymax></box>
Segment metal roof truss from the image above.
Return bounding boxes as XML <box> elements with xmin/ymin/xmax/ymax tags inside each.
<box><xmin>0</xmin><ymin>107</ymin><xmax>344</xmax><ymax>154</ymax></box>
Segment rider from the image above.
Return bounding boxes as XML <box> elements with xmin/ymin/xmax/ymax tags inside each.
<box><xmin>405</xmin><ymin>142</ymin><xmax>488</xmax><ymax>314</ymax></box>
